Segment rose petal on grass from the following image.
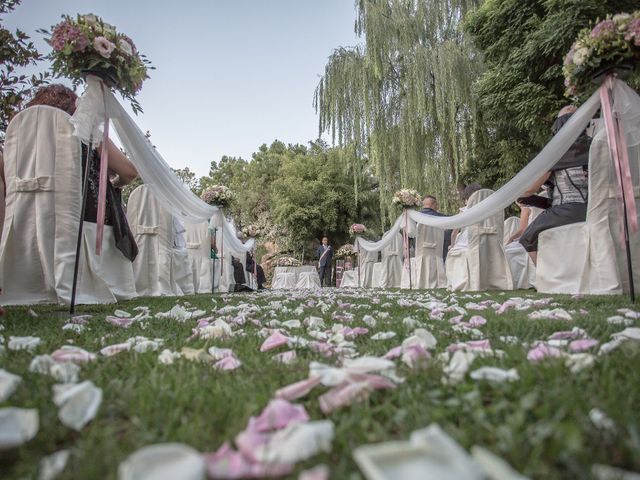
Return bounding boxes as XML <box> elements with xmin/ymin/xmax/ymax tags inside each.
<box><xmin>470</xmin><ymin>367</ymin><xmax>519</xmax><ymax>383</ymax></box>
<box><xmin>53</xmin><ymin>381</ymin><xmax>102</xmax><ymax>431</ymax></box>
<box><xmin>118</xmin><ymin>443</ymin><xmax>206</xmax><ymax>480</ymax></box>
<box><xmin>0</xmin><ymin>369</ymin><xmax>21</xmax><ymax>402</ymax></box>
<box><xmin>260</xmin><ymin>331</ymin><xmax>289</xmax><ymax>352</ymax></box>
<box><xmin>39</xmin><ymin>449</ymin><xmax>70</xmax><ymax>480</ymax></box>
<box><xmin>275</xmin><ymin>377</ymin><xmax>322</xmax><ymax>401</ymax></box>
<box><xmin>0</xmin><ymin>407</ymin><xmax>39</xmax><ymax>449</ymax></box>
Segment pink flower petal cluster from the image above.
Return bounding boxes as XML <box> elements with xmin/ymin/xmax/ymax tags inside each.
<box><xmin>51</xmin><ymin>21</ymin><xmax>89</xmax><ymax>52</ymax></box>
<box><xmin>590</xmin><ymin>19</ymin><xmax>617</xmax><ymax>39</ymax></box>
<box><xmin>93</xmin><ymin>36</ymin><xmax>116</xmax><ymax>58</ymax></box>
<box><xmin>625</xmin><ymin>18</ymin><xmax>640</xmax><ymax>46</ymax></box>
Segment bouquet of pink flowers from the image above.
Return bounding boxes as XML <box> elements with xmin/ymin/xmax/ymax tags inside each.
<box><xmin>241</xmin><ymin>224</ymin><xmax>260</xmax><ymax>237</ymax></box>
<box><xmin>40</xmin><ymin>14</ymin><xmax>151</xmax><ymax>112</ymax></box>
<box><xmin>201</xmin><ymin>185</ymin><xmax>234</xmax><ymax>207</ymax></box>
<box><xmin>349</xmin><ymin>223</ymin><xmax>367</xmax><ymax>235</ymax></box>
<box><xmin>392</xmin><ymin>189</ymin><xmax>422</xmax><ymax>208</ymax></box>
<box><xmin>563</xmin><ymin>11</ymin><xmax>640</xmax><ymax>96</ymax></box>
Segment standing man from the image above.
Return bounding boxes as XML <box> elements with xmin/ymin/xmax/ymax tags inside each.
<box><xmin>421</xmin><ymin>195</ymin><xmax>452</xmax><ymax>261</ymax></box>
<box><xmin>316</xmin><ymin>236</ymin><xmax>333</xmax><ymax>287</ymax></box>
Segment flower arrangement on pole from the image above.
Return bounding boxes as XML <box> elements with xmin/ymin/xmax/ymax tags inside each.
<box><xmin>563</xmin><ymin>11</ymin><xmax>640</xmax><ymax>97</ymax></box>
<box><xmin>276</xmin><ymin>255</ymin><xmax>302</xmax><ymax>267</ymax></box>
<box><xmin>349</xmin><ymin>223</ymin><xmax>367</xmax><ymax>236</ymax></box>
<box><xmin>336</xmin><ymin>244</ymin><xmax>355</xmax><ymax>258</ymax></box>
<box><xmin>241</xmin><ymin>225</ymin><xmax>260</xmax><ymax>238</ymax></box>
<box><xmin>201</xmin><ymin>185</ymin><xmax>234</xmax><ymax>208</ymax></box>
<box><xmin>40</xmin><ymin>13</ymin><xmax>152</xmax><ymax>113</ymax></box>
<box><xmin>392</xmin><ymin>189</ymin><xmax>422</xmax><ymax>208</ymax></box>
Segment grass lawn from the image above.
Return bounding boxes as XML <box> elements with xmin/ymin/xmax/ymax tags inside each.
<box><xmin>1</xmin><ymin>288</ymin><xmax>639</xmax><ymax>479</ymax></box>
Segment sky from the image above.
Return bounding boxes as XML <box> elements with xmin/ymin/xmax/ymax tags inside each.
<box><xmin>4</xmin><ymin>0</ymin><xmax>360</xmax><ymax>177</ymax></box>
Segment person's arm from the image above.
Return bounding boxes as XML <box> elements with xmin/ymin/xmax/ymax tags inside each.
<box><xmin>101</xmin><ymin>139</ymin><xmax>138</xmax><ymax>185</ymax></box>
<box><xmin>521</xmin><ymin>172</ymin><xmax>551</xmax><ymax>197</ymax></box>
<box><xmin>507</xmin><ymin>207</ymin><xmax>531</xmax><ymax>244</ymax></box>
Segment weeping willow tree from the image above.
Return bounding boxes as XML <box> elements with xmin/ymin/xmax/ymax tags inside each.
<box><xmin>315</xmin><ymin>0</ymin><xmax>484</xmax><ymax>222</ymax></box>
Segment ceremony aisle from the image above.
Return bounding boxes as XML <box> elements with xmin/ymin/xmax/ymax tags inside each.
<box><xmin>1</xmin><ymin>289</ymin><xmax>639</xmax><ymax>479</ymax></box>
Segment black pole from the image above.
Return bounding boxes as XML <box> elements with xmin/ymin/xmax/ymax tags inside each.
<box><xmin>70</xmin><ymin>139</ymin><xmax>93</xmax><ymax>314</ymax></box>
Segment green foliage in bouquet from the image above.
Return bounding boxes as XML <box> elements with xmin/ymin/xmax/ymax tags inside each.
<box><xmin>39</xmin><ymin>13</ymin><xmax>152</xmax><ymax>113</ymax></box>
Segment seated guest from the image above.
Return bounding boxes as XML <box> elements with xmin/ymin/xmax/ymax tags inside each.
<box><xmin>518</xmin><ymin>106</ymin><xmax>590</xmax><ymax>265</ymax></box>
<box><xmin>420</xmin><ymin>194</ymin><xmax>451</xmax><ymax>259</ymax></box>
<box><xmin>245</xmin><ymin>252</ymin><xmax>266</xmax><ymax>290</ymax></box>
<box><xmin>506</xmin><ymin>202</ymin><xmax>531</xmax><ymax>244</ymax></box>
<box><xmin>231</xmin><ymin>256</ymin><xmax>250</xmax><ymax>292</ymax></box>
<box><xmin>0</xmin><ymin>84</ymin><xmax>139</xmax><ymax>304</ymax></box>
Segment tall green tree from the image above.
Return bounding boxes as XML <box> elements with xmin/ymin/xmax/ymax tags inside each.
<box><xmin>315</xmin><ymin>0</ymin><xmax>483</xmax><ymax>220</ymax></box>
<box><xmin>463</xmin><ymin>0</ymin><xmax>640</xmax><ymax>187</ymax></box>
<box><xmin>0</xmin><ymin>0</ymin><xmax>49</xmax><ymax>138</ymax></box>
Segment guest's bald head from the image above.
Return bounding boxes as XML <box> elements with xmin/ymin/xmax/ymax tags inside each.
<box><xmin>423</xmin><ymin>195</ymin><xmax>438</xmax><ymax>210</ymax></box>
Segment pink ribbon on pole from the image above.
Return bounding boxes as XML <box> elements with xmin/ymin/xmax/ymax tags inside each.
<box><xmin>95</xmin><ymin>82</ymin><xmax>110</xmax><ymax>255</ymax></box>
<box><xmin>599</xmin><ymin>75</ymin><xmax>638</xmax><ymax>238</ymax></box>
<box><xmin>403</xmin><ymin>209</ymin><xmax>410</xmax><ymax>269</ymax></box>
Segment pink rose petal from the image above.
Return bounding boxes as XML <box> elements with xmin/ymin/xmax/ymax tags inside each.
<box><xmin>275</xmin><ymin>377</ymin><xmax>322</xmax><ymax>401</ymax></box>
<box><xmin>260</xmin><ymin>331</ymin><xmax>289</xmax><ymax>352</ymax></box>
<box><xmin>214</xmin><ymin>356</ymin><xmax>242</xmax><ymax>371</ymax></box>
<box><xmin>106</xmin><ymin>316</ymin><xmax>134</xmax><ymax>328</ymax></box>
<box><xmin>527</xmin><ymin>343</ymin><xmax>562</xmax><ymax>362</ymax></box>
<box><xmin>569</xmin><ymin>339</ymin><xmax>599</xmax><ymax>352</ymax></box>
<box><xmin>401</xmin><ymin>344</ymin><xmax>431</xmax><ymax>368</ymax></box>
<box><xmin>273</xmin><ymin>350</ymin><xmax>297</xmax><ymax>364</ymax></box>
<box><xmin>248</xmin><ymin>399</ymin><xmax>309</xmax><ymax>433</ymax></box>
<box><xmin>449</xmin><ymin>314</ymin><xmax>464</xmax><ymax>324</ymax></box>
<box><xmin>100</xmin><ymin>342</ymin><xmax>131</xmax><ymax>357</ymax></box>
<box><xmin>319</xmin><ymin>382</ymin><xmax>370</xmax><ymax>414</ymax></box>
<box><xmin>51</xmin><ymin>346</ymin><xmax>96</xmax><ymax>364</ymax></box>
<box><xmin>383</xmin><ymin>346</ymin><xmax>402</xmax><ymax>360</ymax></box>
<box><xmin>469</xmin><ymin>315</ymin><xmax>487</xmax><ymax>327</ymax></box>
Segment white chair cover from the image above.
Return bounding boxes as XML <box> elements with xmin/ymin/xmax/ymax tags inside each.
<box><xmin>411</xmin><ymin>224</ymin><xmax>446</xmax><ymax>288</ymax></box>
<box><xmin>400</xmin><ymin>257</ymin><xmax>418</xmax><ymax>289</ymax></box>
<box><xmin>272</xmin><ymin>272</ymin><xmax>297</xmax><ymax>289</ymax></box>
<box><xmin>185</xmin><ymin>221</ymin><xmax>213</xmax><ymax>294</ymax></box>
<box><xmin>0</xmin><ymin>151</ymin><xmax>4</xmax><ymax>243</ymax></box>
<box><xmin>358</xmin><ymin>249</ymin><xmax>378</xmax><ymax>287</ymax></box>
<box><xmin>126</xmin><ymin>185</ymin><xmax>194</xmax><ymax>296</ymax></box>
<box><xmin>537</xmin><ymin>122</ymin><xmax>640</xmax><ymax>294</ymax></box>
<box><xmin>445</xmin><ymin>189</ymin><xmax>513</xmax><ymax>291</ymax></box>
<box><xmin>0</xmin><ymin>105</ymin><xmax>135</xmax><ymax>305</ymax></box>
<box><xmin>504</xmin><ymin>215</ymin><xmax>536</xmax><ymax>290</ymax></box>
<box><xmin>371</xmin><ymin>262</ymin><xmax>383</xmax><ymax>288</ymax></box>
<box><xmin>339</xmin><ymin>270</ymin><xmax>358</xmax><ymax>287</ymax></box>
<box><xmin>296</xmin><ymin>271</ymin><xmax>321</xmax><ymax>289</ymax></box>
<box><xmin>378</xmin><ymin>233</ymin><xmax>403</xmax><ymax>288</ymax></box>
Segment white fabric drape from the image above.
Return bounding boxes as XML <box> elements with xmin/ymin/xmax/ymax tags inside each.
<box><xmin>185</xmin><ymin>221</ymin><xmax>213</xmax><ymax>294</ymax></box>
<box><xmin>71</xmin><ymin>76</ymin><xmax>219</xmax><ymax>223</ymax></box>
<box><xmin>378</xmin><ymin>233</ymin><xmax>403</xmax><ymax>288</ymax></box>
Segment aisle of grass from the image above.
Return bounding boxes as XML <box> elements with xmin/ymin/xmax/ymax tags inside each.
<box><xmin>1</xmin><ymin>289</ymin><xmax>639</xmax><ymax>479</ymax></box>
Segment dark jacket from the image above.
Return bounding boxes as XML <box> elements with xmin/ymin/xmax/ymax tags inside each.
<box><xmin>316</xmin><ymin>245</ymin><xmax>333</xmax><ymax>267</ymax></box>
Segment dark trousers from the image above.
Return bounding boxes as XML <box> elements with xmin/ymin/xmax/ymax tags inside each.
<box><xmin>318</xmin><ymin>265</ymin><xmax>331</xmax><ymax>287</ymax></box>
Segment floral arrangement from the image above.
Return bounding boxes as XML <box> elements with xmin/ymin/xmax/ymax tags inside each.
<box><xmin>276</xmin><ymin>255</ymin><xmax>302</xmax><ymax>267</ymax></box>
<box><xmin>241</xmin><ymin>224</ymin><xmax>260</xmax><ymax>237</ymax></box>
<box><xmin>392</xmin><ymin>188</ymin><xmax>422</xmax><ymax>208</ymax></box>
<box><xmin>336</xmin><ymin>244</ymin><xmax>356</xmax><ymax>258</ymax></box>
<box><xmin>349</xmin><ymin>223</ymin><xmax>367</xmax><ymax>235</ymax></box>
<box><xmin>563</xmin><ymin>12</ymin><xmax>640</xmax><ymax>96</ymax></box>
<box><xmin>40</xmin><ymin>14</ymin><xmax>152</xmax><ymax>112</ymax></box>
<box><xmin>201</xmin><ymin>185</ymin><xmax>234</xmax><ymax>207</ymax></box>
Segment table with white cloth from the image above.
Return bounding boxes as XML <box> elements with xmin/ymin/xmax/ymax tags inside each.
<box><xmin>271</xmin><ymin>266</ymin><xmax>318</xmax><ymax>289</ymax></box>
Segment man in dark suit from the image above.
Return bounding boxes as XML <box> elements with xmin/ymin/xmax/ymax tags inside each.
<box><xmin>420</xmin><ymin>195</ymin><xmax>452</xmax><ymax>261</ymax></box>
<box><xmin>316</xmin><ymin>236</ymin><xmax>333</xmax><ymax>287</ymax></box>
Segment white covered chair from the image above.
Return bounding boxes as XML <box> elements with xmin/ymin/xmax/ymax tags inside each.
<box><xmin>296</xmin><ymin>271</ymin><xmax>321</xmax><ymax>289</ymax></box>
<box><xmin>378</xmin><ymin>232</ymin><xmax>403</xmax><ymax>288</ymax></box>
<box><xmin>126</xmin><ymin>184</ymin><xmax>194</xmax><ymax>296</ymax></box>
<box><xmin>410</xmin><ymin>223</ymin><xmax>446</xmax><ymax>288</ymax></box>
<box><xmin>185</xmin><ymin>221</ymin><xmax>213</xmax><ymax>294</ymax></box>
<box><xmin>536</xmin><ymin>122</ymin><xmax>640</xmax><ymax>295</ymax></box>
<box><xmin>503</xmin><ymin>216</ymin><xmax>533</xmax><ymax>289</ymax></box>
<box><xmin>358</xmin><ymin>248</ymin><xmax>378</xmax><ymax>287</ymax></box>
<box><xmin>339</xmin><ymin>269</ymin><xmax>358</xmax><ymax>287</ymax></box>
<box><xmin>0</xmin><ymin>105</ymin><xmax>136</xmax><ymax>305</ymax></box>
<box><xmin>445</xmin><ymin>189</ymin><xmax>513</xmax><ymax>291</ymax></box>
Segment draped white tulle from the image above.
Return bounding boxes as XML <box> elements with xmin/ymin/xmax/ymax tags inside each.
<box><xmin>71</xmin><ymin>76</ymin><xmax>218</xmax><ymax>223</ymax></box>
